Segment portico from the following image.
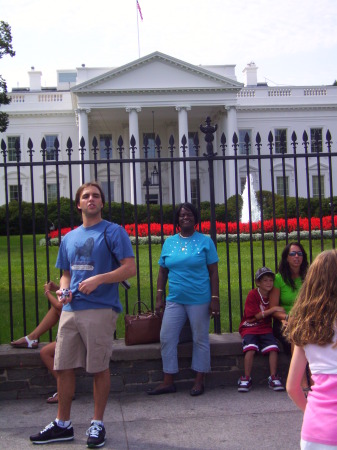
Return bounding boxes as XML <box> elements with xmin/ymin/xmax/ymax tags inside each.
<box><xmin>72</xmin><ymin>51</ymin><xmax>243</xmax><ymax>204</ymax></box>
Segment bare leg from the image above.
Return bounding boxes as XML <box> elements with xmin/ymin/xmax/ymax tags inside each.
<box><xmin>92</xmin><ymin>368</ymin><xmax>111</xmax><ymax>421</ymax></box>
<box><xmin>268</xmin><ymin>351</ymin><xmax>278</xmax><ymax>376</ymax></box>
<box><xmin>244</xmin><ymin>350</ymin><xmax>255</xmax><ymax>378</ymax></box>
<box><xmin>148</xmin><ymin>373</ymin><xmax>175</xmax><ymax>393</ymax></box>
<box><xmin>41</xmin><ymin>342</ymin><xmax>59</xmax><ymax>403</ymax></box>
<box><xmin>291</xmin><ymin>343</ymin><xmax>312</xmax><ymax>389</ymax></box>
<box><xmin>192</xmin><ymin>371</ymin><xmax>204</xmax><ymax>390</ymax></box>
<box><xmin>28</xmin><ymin>307</ymin><xmax>60</xmax><ymax>340</ymax></box>
<box><xmin>157</xmin><ymin>373</ymin><xmax>174</xmax><ymax>389</ymax></box>
<box><xmin>56</xmin><ymin>369</ymin><xmax>75</xmax><ymax>421</ymax></box>
<box><xmin>40</xmin><ymin>342</ymin><xmax>57</xmax><ymax>379</ymax></box>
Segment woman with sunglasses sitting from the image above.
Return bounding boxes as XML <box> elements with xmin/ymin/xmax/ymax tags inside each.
<box><xmin>269</xmin><ymin>242</ymin><xmax>308</xmax><ymax>356</ymax></box>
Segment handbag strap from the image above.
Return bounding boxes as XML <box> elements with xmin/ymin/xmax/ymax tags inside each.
<box><xmin>132</xmin><ymin>301</ymin><xmax>151</xmax><ymax>315</ymax></box>
<box><xmin>104</xmin><ymin>224</ymin><xmax>120</xmax><ymax>268</ymax></box>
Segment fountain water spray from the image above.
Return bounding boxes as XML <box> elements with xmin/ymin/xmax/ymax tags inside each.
<box><xmin>240</xmin><ymin>174</ymin><xmax>261</xmax><ymax>223</ymax></box>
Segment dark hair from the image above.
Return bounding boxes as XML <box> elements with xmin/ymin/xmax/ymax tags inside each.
<box><xmin>75</xmin><ymin>182</ymin><xmax>105</xmax><ymax>215</ymax></box>
<box><xmin>278</xmin><ymin>241</ymin><xmax>308</xmax><ymax>290</ymax></box>
<box><xmin>174</xmin><ymin>202</ymin><xmax>199</xmax><ymax>229</ymax></box>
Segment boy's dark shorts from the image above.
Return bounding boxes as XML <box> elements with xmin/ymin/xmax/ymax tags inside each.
<box><xmin>242</xmin><ymin>333</ymin><xmax>280</xmax><ymax>354</ymax></box>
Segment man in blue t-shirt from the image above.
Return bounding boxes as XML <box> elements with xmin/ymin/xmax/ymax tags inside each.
<box><xmin>30</xmin><ymin>182</ymin><xmax>136</xmax><ymax>448</ymax></box>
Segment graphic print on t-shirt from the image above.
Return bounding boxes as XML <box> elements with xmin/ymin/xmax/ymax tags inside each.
<box><xmin>71</xmin><ymin>237</ymin><xmax>95</xmax><ymax>271</ymax></box>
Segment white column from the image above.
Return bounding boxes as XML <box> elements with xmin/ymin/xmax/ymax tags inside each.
<box><xmin>166</xmin><ymin>122</ymin><xmax>176</xmax><ymax>204</ymax></box>
<box><xmin>126</xmin><ymin>107</ymin><xmax>142</xmax><ymax>204</ymax></box>
<box><xmin>225</xmin><ymin>105</ymin><xmax>238</xmax><ymax>198</ymax></box>
<box><xmin>76</xmin><ymin>108</ymin><xmax>91</xmax><ymax>184</ymax></box>
<box><xmin>121</xmin><ymin>122</ymin><xmax>131</xmax><ymax>203</ymax></box>
<box><xmin>176</xmin><ymin>106</ymin><xmax>191</xmax><ymax>203</ymax></box>
<box><xmin>213</xmin><ymin>126</ymin><xmax>220</xmax><ymax>203</ymax></box>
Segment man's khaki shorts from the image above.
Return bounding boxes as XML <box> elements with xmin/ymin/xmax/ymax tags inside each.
<box><xmin>54</xmin><ymin>309</ymin><xmax>118</xmax><ymax>373</ymax></box>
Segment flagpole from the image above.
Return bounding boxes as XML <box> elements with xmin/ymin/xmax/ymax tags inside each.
<box><xmin>136</xmin><ymin>1</ymin><xmax>140</xmax><ymax>58</ymax></box>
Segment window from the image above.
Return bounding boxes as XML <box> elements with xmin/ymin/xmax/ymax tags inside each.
<box><xmin>143</xmin><ymin>133</ymin><xmax>155</xmax><ymax>159</ymax></box>
<box><xmin>310</xmin><ymin>128</ymin><xmax>323</xmax><ymax>152</ymax></box>
<box><xmin>239</xmin><ymin>129</ymin><xmax>252</xmax><ymax>155</ymax></box>
<box><xmin>275</xmin><ymin>129</ymin><xmax>287</xmax><ymax>154</ymax></box>
<box><xmin>7</xmin><ymin>136</ymin><xmax>21</xmax><ymax>161</ymax></box>
<box><xmin>312</xmin><ymin>175</ymin><xmax>324</xmax><ymax>198</ymax></box>
<box><xmin>99</xmin><ymin>134</ymin><xmax>112</xmax><ymax>159</ymax></box>
<box><xmin>240</xmin><ymin>177</ymin><xmax>246</xmax><ymax>194</ymax></box>
<box><xmin>101</xmin><ymin>181</ymin><xmax>114</xmax><ymax>202</ymax></box>
<box><xmin>47</xmin><ymin>184</ymin><xmax>57</xmax><ymax>203</ymax></box>
<box><xmin>45</xmin><ymin>135</ymin><xmax>58</xmax><ymax>160</ymax></box>
<box><xmin>9</xmin><ymin>185</ymin><xmax>22</xmax><ymax>202</ymax></box>
<box><xmin>276</xmin><ymin>176</ymin><xmax>289</xmax><ymax>196</ymax></box>
<box><xmin>145</xmin><ymin>194</ymin><xmax>158</xmax><ymax>205</ymax></box>
<box><xmin>58</xmin><ymin>72</ymin><xmax>77</xmax><ymax>83</ymax></box>
<box><xmin>188</xmin><ymin>132</ymin><xmax>198</xmax><ymax>156</ymax></box>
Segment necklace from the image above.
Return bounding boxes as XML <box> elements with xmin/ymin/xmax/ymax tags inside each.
<box><xmin>179</xmin><ymin>232</ymin><xmax>194</xmax><ymax>238</ymax></box>
<box><xmin>178</xmin><ymin>233</ymin><xmax>194</xmax><ymax>251</ymax></box>
<box><xmin>257</xmin><ymin>288</ymin><xmax>269</xmax><ymax>306</ymax></box>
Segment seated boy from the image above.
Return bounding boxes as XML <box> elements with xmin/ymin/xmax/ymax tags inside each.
<box><xmin>238</xmin><ymin>267</ymin><xmax>286</xmax><ymax>392</ymax></box>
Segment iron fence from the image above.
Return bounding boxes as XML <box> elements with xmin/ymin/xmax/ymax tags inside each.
<box><xmin>0</xmin><ymin>117</ymin><xmax>336</xmax><ymax>342</ymax></box>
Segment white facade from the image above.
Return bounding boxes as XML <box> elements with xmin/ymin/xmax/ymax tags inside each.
<box><xmin>1</xmin><ymin>51</ymin><xmax>337</xmax><ymax>206</ymax></box>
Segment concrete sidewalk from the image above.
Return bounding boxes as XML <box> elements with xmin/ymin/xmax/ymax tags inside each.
<box><xmin>0</xmin><ymin>385</ymin><xmax>303</xmax><ymax>450</ymax></box>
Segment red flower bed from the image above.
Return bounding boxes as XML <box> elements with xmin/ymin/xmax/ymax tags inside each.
<box><xmin>125</xmin><ymin>216</ymin><xmax>337</xmax><ymax>236</ymax></box>
<box><xmin>49</xmin><ymin>227</ymin><xmax>78</xmax><ymax>239</ymax></box>
<box><xmin>49</xmin><ymin>216</ymin><xmax>337</xmax><ymax>239</ymax></box>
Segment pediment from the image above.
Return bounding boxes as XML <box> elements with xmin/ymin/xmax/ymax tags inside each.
<box><xmin>72</xmin><ymin>52</ymin><xmax>243</xmax><ymax>95</ymax></box>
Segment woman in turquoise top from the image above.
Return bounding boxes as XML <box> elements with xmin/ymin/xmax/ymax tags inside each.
<box><xmin>270</xmin><ymin>242</ymin><xmax>308</xmax><ymax>355</ymax></box>
<box><xmin>148</xmin><ymin>202</ymin><xmax>219</xmax><ymax>397</ymax></box>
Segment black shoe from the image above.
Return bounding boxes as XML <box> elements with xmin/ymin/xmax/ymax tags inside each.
<box><xmin>30</xmin><ymin>420</ymin><xmax>74</xmax><ymax>444</ymax></box>
<box><xmin>190</xmin><ymin>384</ymin><xmax>205</xmax><ymax>396</ymax></box>
<box><xmin>86</xmin><ymin>422</ymin><xmax>106</xmax><ymax>448</ymax></box>
<box><xmin>147</xmin><ymin>384</ymin><xmax>177</xmax><ymax>395</ymax></box>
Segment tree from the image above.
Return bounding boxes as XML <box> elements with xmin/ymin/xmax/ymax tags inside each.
<box><xmin>0</xmin><ymin>21</ymin><xmax>15</xmax><ymax>132</ymax></box>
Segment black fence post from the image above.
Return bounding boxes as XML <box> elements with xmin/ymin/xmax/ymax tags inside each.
<box><xmin>199</xmin><ymin>116</ymin><xmax>220</xmax><ymax>333</ymax></box>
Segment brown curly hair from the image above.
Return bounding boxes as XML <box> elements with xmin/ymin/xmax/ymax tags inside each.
<box><xmin>287</xmin><ymin>249</ymin><xmax>337</xmax><ymax>346</ymax></box>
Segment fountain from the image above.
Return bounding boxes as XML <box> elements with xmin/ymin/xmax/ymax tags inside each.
<box><xmin>240</xmin><ymin>174</ymin><xmax>261</xmax><ymax>223</ymax></box>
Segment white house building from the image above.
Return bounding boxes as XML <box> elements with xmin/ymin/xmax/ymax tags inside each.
<box><xmin>1</xmin><ymin>51</ymin><xmax>336</xmax><ymax>206</ymax></box>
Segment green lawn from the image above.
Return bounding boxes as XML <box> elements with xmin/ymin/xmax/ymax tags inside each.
<box><xmin>0</xmin><ymin>235</ymin><xmax>333</xmax><ymax>344</ymax></box>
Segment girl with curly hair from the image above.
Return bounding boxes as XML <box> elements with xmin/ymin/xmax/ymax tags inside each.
<box><xmin>286</xmin><ymin>249</ymin><xmax>337</xmax><ymax>449</ymax></box>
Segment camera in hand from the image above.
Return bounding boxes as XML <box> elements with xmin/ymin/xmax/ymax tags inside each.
<box><xmin>60</xmin><ymin>288</ymin><xmax>70</xmax><ymax>299</ymax></box>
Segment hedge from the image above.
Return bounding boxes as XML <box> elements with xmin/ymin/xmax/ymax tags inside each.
<box><xmin>1</xmin><ymin>192</ymin><xmax>336</xmax><ymax>235</ymax></box>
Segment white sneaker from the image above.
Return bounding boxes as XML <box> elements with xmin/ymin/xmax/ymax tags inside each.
<box><xmin>238</xmin><ymin>376</ymin><xmax>252</xmax><ymax>392</ymax></box>
<box><xmin>268</xmin><ymin>375</ymin><xmax>285</xmax><ymax>391</ymax></box>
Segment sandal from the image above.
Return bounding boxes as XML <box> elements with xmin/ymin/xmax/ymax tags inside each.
<box><xmin>46</xmin><ymin>392</ymin><xmax>75</xmax><ymax>403</ymax></box>
<box><xmin>11</xmin><ymin>336</ymin><xmax>39</xmax><ymax>349</ymax></box>
<box><xmin>46</xmin><ymin>392</ymin><xmax>58</xmax><ymax>404</ymax></box>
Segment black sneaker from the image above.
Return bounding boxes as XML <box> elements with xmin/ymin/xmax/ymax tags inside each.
<box><xmin>86</xmin><ymin>422</ymin><xmax>106</xmax><ymax>448</ymax></box>
<box><xmin>30</xmin><ymin>420</ymin><xmax>74</xmax><ymax>444</ymax></box>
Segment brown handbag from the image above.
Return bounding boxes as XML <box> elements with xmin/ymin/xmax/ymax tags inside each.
<box><xmin>124</xmin><ymin>302</ymin><xmax>162</xmax><ymax>346</ymax></box>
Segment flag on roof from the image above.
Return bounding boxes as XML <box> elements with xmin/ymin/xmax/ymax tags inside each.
<box><xmin>137</xmin><ymin>0</ymin><xmax>143</xmax><ymax>21</ymax></box>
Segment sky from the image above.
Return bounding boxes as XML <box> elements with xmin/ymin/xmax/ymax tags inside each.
<box><xmin>1</xmin><ymin>0</ymin><xmax>337</xmax><ymax>91</ymax></box>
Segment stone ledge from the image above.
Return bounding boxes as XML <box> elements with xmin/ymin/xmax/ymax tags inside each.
<box><xmin>110</xmin><ymin>332</ymin><xmax>243</xmax><ymax>361</ymax></box>
<box><xmin>0</xmin><ymin>333</ymin><xmax>290</xmax><ymax>399</ymax></box>
<box><xmin>0</xmin><ymin>333</ymin><xmax>242</xmax><ymax>368</ymax></box>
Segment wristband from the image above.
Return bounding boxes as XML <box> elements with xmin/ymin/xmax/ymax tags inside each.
<box><xmin>157</xmin><ymin>289</ymin><xmax>163</xmax><ymax>292</ymax></box>
<box><xmin>211</xmin><ymin>296</ymin><xmax>219</xmax><ymax>298</ymax></box>
<box><xmin>44</xmin><ymin>290</ymin><xmax>50</xmax><ymax>296</ymax></box>
<box><xmin>262</xmin><ymin>310</ymin><xmax>265</xmax><ymax>318</ymax></box>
